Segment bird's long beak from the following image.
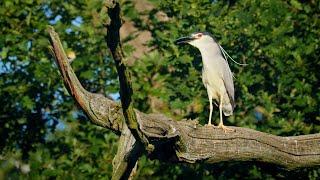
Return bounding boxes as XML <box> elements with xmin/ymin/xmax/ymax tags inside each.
<box><xmin>174</xmin><ymin>36</ymin><xmax>195</xmax><ymax>45</ymax></box>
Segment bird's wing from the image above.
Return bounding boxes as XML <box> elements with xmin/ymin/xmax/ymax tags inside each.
<box><xmin>219</xmin><ymin>56</ymin><xmax>235</xmax><ymax>109</ymax></box>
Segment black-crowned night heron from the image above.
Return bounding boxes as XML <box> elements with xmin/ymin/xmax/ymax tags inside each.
<box><xmin>175</xmin><ymin>32</ymin><xmax>235</xmax><ymax>132</ymax></box>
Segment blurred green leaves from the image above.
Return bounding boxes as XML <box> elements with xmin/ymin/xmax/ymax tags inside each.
<box><xmin>135</xmin><ymin>0</ymin><xmax>320</xmax><ymax>134</ymax></box>
<box><xmin>129</xmin><ymin>0</ymin><xmax>320</xmax><ymax>178</ymax></box>
<box><xmin>1</xmin><ymin>0</ymin><xmax>320</xmax><ymax>179</ymax></box>
<box><xmin>0</xmin><ymin>0</ymin><xmax>118</xmax><ymax>178</ymax></box>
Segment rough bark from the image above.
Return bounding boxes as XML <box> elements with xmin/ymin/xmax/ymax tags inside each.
<box><xmin>112</xmin><ymin>125</ymin><xmax>141</xmax><ymax>180</ymax></box>
<box><xmin>47</xmin><ymin>1</ymin><xmax>320</xmax><ymax>178</ymax></box>
<box><xmin>47</xmin><ymin>25</ymin><xmax>320</xmax><ymax>171</ymax></box>
<box><xmin>104</xmin><ymin>1</ymin><xmax>151</xmax><ymax>152</ymax></box>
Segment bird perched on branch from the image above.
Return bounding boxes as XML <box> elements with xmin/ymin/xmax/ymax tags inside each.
<box><xmin>175</xmin><ymin>32</ymin><xmax>237</xmax><ymax>132</ymax></box>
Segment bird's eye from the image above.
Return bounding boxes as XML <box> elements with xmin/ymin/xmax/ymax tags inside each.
<box><xmin>197</xmin><ymin>33</ymin><xmax>202</xmax><ymax>38</ymax></box>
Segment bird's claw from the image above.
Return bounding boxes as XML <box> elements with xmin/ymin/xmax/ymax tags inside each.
<box><xmin>205</xmin><ymin>123</ymin><xmax>215</xmax><ymax>127</ymax></box>
<box><xmin>218</xmin><ymin>123</ymin><xmax>235</xmax><ymax>133</ymax></box>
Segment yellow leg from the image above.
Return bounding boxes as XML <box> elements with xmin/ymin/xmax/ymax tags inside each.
<box><xmin>205</xmin><ymin>93</ymin><xmax>214</xmax><ymax>127</ymax></box>
<box><xmin>218</xmin><ymin>94</ymin><xmax>234</xmax><ymax>133</ymax></box>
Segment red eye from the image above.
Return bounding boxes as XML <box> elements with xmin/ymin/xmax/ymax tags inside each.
<box><xmin>197</xmin><ymin>33</ymin><xmax>202</xmax><ymax>38</ymax></box>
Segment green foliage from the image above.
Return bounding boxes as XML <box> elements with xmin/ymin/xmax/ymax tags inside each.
<box><xmin>1</xmin><ymin>119</ymin><xmax>118</xmax><ymax>179</ymax></box>
<box><xmin>132</xmin><ymin>0</ymin><xmax>320</xmax><ymax>135</ymax></box>
<box><xmin>1</xmin><ymin>0</ymin><xmax>320</xmax><ymax>179</ymax></box>
<box><xmin>0</xmin><ymin>0</ymin><xmax>118</xmax><ymax>178</ymax></box>
<box><xmin>130</xmin><ymin>0</ymin><xmax>320</xmax><ymax>178</ymax></box>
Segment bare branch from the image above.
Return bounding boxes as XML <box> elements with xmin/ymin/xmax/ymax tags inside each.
<box><xmin>112</xmin><ymin>125</ymin><xmax>142</xmax><ymax>180</ymax></box>
<box><xmin>104</xmin><ymin>0</ymin><xmax>151</xmax><ymax>150</ymax></box>
<box><xmin>47</xmin><ymin>22</ymin><xmax>320</xmax><ymax>173</ymax></box>
<box><xmin>47</xmin><ymin>26</ymin><xmax>123</xmax><ymax>134</ymax></box>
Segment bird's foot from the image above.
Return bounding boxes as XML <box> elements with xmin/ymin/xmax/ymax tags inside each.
<box><xmin>218</xmin><ymin>123</ymin><xmax>235</xmax><ymax>133</ymax></box>
<box><xmin>205</xmin><ymin>123</ymin><xmax>215</xmax><ymax>127</ymax></box>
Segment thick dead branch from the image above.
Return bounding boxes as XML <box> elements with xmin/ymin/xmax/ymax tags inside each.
<box><xmin>47</xmin><ymin>26</ymin><xmax>123</xmax><ymax>134</ymax></box>
<box><xmin>104</xmin><ymin>1</ymin><xmax>151</xmax><ymax>150</ymax></box>
<box><xmin>112</xmin><ymin>125</ymin><xmax>141</xmax><ymax>180</ymax></box>
<box><xmin>47</xmin><ymin>21</ymin><xmax>320</xmax><ymax>174</ymax></box>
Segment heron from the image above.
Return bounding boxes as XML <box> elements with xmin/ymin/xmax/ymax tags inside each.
<box><xmin>175</xmin><ymin>32</ymin><xmax>235</xmax><ymax>132</ymax></box>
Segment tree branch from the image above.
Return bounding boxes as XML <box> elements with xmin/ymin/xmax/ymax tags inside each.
<box><xmin>47</xmin><ymin>15</ymin><xmax>320</xmax><ymax>174</ymax></box>
<box><xmin>112</xmin><ymin>125</ymin><xmax>141</xmax><ymax>180</ymax></box>
<box><xmin>104</xmin><ymin>0</ymin><xmax>152</xmax><ymax>151</ymax></box>
<box><xmin>47</xmin><ymin>26</ymin><xmax>123</xmax><ymax>134</ymax></box>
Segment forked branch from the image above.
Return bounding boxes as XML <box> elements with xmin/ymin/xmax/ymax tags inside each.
<box><xmin>47</xmin><ymin>2</ymin><xmax>320</xmax><ymax>178</ymax></box>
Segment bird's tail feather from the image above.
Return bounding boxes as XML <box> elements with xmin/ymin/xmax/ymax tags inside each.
<box><xmin>223</xmin><ymin>103</ymin><xmax>233</xmax><ymax>116</ymax></box>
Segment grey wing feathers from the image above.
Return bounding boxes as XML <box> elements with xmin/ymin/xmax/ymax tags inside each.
<box><xmin>221</xmin><ymin>57</ymin><xmax>235</xmax><ymax>109</ymax></box>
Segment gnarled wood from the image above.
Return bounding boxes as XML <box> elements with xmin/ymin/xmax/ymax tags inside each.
<box><xmin>104</xmin><ymin>1</ymin><xmax>151</xmax><ymax>151</ymax></box>
<box><xmin>112</xmin><ymin>125</ymin><xmax>141</xmax><ymax>180</ymax></box>
<box><xmin>47</xmin><ymin>6</ymin><xmax>320</xmax><ymax>175</ymax></box>
<box><xmin>48</xmin><ymin>26</ymin><xmax>123</xmax><ymax>134</ymax></box>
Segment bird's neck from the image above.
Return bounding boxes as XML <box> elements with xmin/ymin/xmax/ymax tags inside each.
<box><xmin>197</xmin><ymin>42</ymin><xmax>221</xmax><ymax>64</ymax></box>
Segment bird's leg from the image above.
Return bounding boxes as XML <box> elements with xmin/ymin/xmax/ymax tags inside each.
<box><xmin>218</xmin><ymin>94</ymin><xmax>234</xmax><ymax>133</ymax></box>
<box><xmin>205</xmin><ymin>93</ymin><xmax>214</xmax><ymax>127</ymax></box>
